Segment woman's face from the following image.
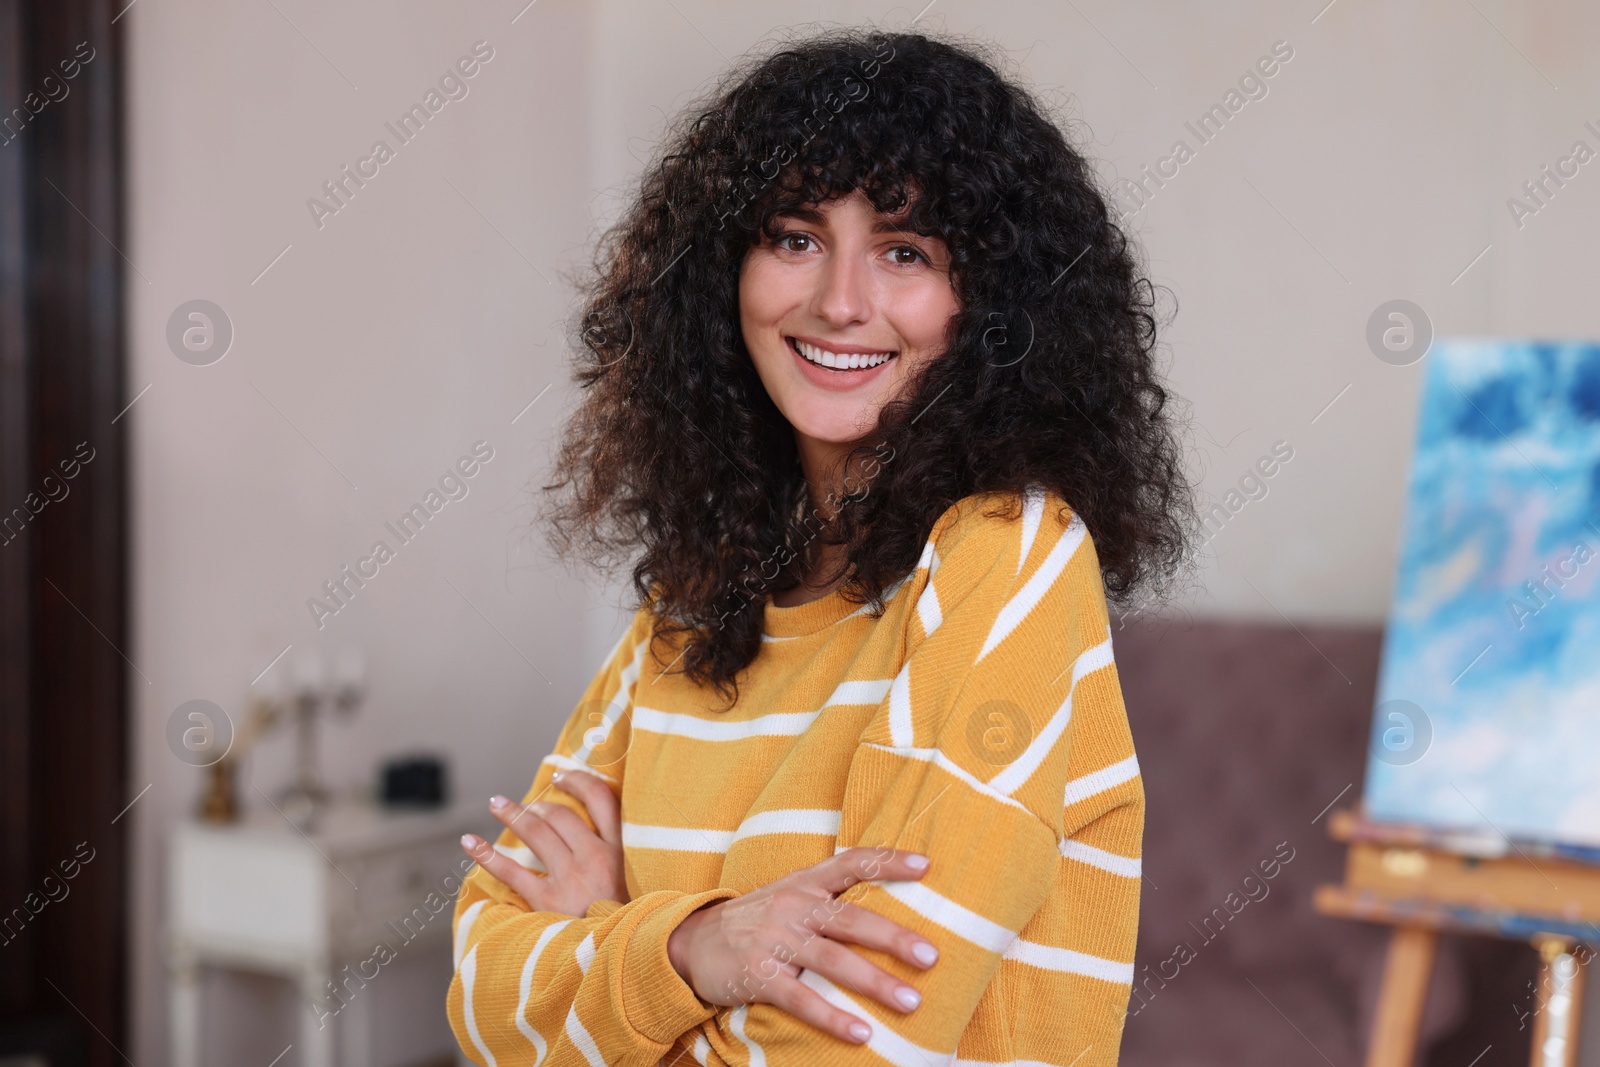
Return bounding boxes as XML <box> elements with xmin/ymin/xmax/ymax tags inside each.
<box><xmin>740</xmin><ymin>189</ymin><xmax>957</xmax><ymax>459</ymax></box>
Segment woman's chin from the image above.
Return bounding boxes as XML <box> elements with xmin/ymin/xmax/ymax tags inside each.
<box><xmin>792</xmin><ymin>416</ymin><xmax>881</xmax><ymax>450</ymax></box>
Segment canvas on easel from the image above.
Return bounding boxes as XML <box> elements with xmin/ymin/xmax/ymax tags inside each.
<box><xmin>1316</xmin><ymin>338</ymin><xmax>1600</xmax><ymax>1067</ymax></box>
<box><xmin>1364</xmin><ymin>336</ymin><xmax>1600</xmax><ymax>852</ymax></box>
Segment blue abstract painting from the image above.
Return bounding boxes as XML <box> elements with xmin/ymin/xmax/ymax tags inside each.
<box><xmin>1364</xmin><ymin>338</ymin><xmax>1600</xmax><ymax>850</ymax></box>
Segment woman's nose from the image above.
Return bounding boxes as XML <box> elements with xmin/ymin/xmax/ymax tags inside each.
<box><xmin>812</xmin><ymin>251</ymin><xmax>871</xmax><ymax>327</ymax></box>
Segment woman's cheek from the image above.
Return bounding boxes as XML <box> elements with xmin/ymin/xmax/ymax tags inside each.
<box><xmin>891</xmin><ymin>288</ymin><xmax>958</xmax><ymax>354</ymax></box>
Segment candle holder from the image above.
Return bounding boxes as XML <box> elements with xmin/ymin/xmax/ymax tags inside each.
<box><xmin>227</xmin><ymin>649</ymin><xmax>366</xmax><ymax>830</ymax></box>
<box><xmin>281</xmin><ymin>649</ymin><xmax>364</xmax><ymax>828</ymax></box>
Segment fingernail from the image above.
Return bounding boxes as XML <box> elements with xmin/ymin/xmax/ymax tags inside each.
<box><xmin>489</xmin><ymin>795</ymin><xmax>509</xmax><ymax>810</ymax></box>
<box><xmin>894</xmin><ymin>986</ymin><xmax>921</xmax><ymax>1010</ymax></box>
<box><xmin>461</xmin><ymin>834</ymin><xmax>482</xmax><ymax>852</ymax></box>
<box><xmin>912</xmin><ymin>941</ymin><xmax>938</xmax><ymax>966</ymax></box>
<box><xmin>848</xmin><ymin>1022</ymin><xmax>871</xmax><ymax>1042</ymax></box>
<box><xmin>905</xmin><ymin>853</ymin><xmax>929</xmax><ymax>871</ymax></box>
<box><xmin>552</xmin><ymin>770</ymin><xmax>565</xmax><ymax>782</ymax></box>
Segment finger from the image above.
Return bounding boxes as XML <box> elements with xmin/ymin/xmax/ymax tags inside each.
<box><xmin>528</xmin><ymin>801</ymin><xmax>609</xmax><ymax>855</ymax></box>
<box><xmin>815</xmin><ymin>901</ymin><xmax>939</xmax><ymax>970</ymax></box>
<box><xmin>461</xmin><ymin>833</ymin><xmax>550</xmax><ymax>909</ymax></box>
<box><xmin>792</xmin><ymin>933</ymin><xmax>923</xmax><ymax>1015</ymax></box>
<box><xmin>551</xmin><ymin>771</ymin><xmax>622</xmax><ymax>846</ymax></box>
<box><xmin>761</xmin><ymin>974</ymin><xmax>875</xmax><ymax>1045</ymax></box>
<box><xmin>490</xmin><ymin>796</ymin><xmax>574</xmax><ymax>872</ymax></box>
<box><xmin>812</xmin><ymin>847</ymin><xmax>930</xmax><ymax>894</ymax></box>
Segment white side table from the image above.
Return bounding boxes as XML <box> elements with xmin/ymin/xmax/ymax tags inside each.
<box><xmin>167</xmin><ymin>797</ymin><xmax>484</xmax><ymax>1067</ymax></box>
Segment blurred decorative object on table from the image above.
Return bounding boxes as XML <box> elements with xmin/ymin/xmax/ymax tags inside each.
<box><xmin>200</xmin><ymin>648</ymin><xmax>367</xmax><ymax>829</ymax></box>
<box><xmin>380</xmin><ymin>754</ymin><xmax>449</xmax><ymax>809</ymax></box>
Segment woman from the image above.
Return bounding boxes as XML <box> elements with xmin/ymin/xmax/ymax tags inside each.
<box><xmin>447</xmin><ymin>27</ymin><xmax>1196</xmax><ymax>1067</ymax></box>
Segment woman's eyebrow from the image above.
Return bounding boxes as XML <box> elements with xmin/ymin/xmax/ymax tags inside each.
<box><xmin>773</xmin><ymin>206</ymin><xmax>827</xmax><ymax>225</ymax></box>
<box><xmin>870</xmin><ymin>217</ymin><xmax>921</xmax><ymax>236</ymax></box>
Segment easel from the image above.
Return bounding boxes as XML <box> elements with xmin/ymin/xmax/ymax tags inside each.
<box><xmin>1315</xmin><ymin>810</ymin><xmax>1600</xmax><ymax>1067</ymax></box>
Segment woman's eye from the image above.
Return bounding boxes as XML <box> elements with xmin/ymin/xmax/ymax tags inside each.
<box><xmin>889</xmin><ymin>245</ymin><xmax>926</xmax><ymax>265</ymax></box>
<box><xmin>776</xmin><ymin>232</ymin><xmax>813</xmax><ymax>253</ymax></box>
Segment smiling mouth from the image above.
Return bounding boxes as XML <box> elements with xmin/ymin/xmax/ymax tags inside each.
<box><xmin>787</xmin><ymin>336</ymin><xmax>897</xmax><ymax>371</ymax></box>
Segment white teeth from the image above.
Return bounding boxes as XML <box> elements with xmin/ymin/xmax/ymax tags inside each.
<box><xmin>793</xmin><ymin>339</ymin><xmax>894</xmax><ymax>370</ymax></box>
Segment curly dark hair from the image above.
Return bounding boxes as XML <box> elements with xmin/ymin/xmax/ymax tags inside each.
<box><xmin>541</xmin><ymin>26</ymin><xmax>1200</xmax><ymax>707</ymax></box>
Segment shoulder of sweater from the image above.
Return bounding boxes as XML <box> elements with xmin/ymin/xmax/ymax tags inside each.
<box><xmin>926</xmin><ymin>484</ymin><xmax>1087</xmax><ymax>576</ymax></box>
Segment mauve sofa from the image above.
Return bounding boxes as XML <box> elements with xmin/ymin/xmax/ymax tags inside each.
<box><xmin>1109</xmin><ymin>617</ymin><xmax>1539</xmax><ymax>1067</ymax></box>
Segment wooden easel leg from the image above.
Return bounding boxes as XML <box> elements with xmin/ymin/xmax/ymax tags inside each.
<box><xmin>1528</xmin><ymin>936</ymin><xmax>1585</xmax><ymax>1067</ymax></box>
<box><xmin>1365</xmin><ymin>924</ymin><xmax>1438</xmax><ymax>1067</ymax></box>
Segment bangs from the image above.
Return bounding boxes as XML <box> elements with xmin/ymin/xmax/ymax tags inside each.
<box><xmin>703</xmin><ymin>37</ymin><xmax>988</xmax><ymax>260</ymax></box>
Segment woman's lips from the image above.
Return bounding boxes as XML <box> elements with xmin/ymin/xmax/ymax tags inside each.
<box><xmin>787</xmin><ymin>336</ymin><xmax>897</xmax><ymax>390</ymax></box>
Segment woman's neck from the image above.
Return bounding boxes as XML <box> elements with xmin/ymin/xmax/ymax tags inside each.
<box><xmin>774</xmin><ymin>438</ymin><xmax>862</xmax><ymax>608</ymax></box>
<box><xmin>771</xmin><ymin>538</ymin><xmax>850</xmax><ymax>607</ymax></box>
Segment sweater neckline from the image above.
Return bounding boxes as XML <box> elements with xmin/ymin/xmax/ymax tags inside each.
<box><xmin>762</xmin><ymin>586</ymin><xmax>861</xmax><ymax>637</ymax></box>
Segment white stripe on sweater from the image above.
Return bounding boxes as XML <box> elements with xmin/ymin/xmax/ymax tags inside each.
<box><xmin>731</xmin><ymin>808</ymin><xmax>842</xmax><ymax>844</ymax></box>
<box><xmin>1002</xmin><ymin>936</ymin><xmax>1134</xmax><ymax>983</ymax></box>
<box><xmin>728</xmin><ymin>1004</ymin><xmax>767</xmax><ymax>1067</ymax></box>
<box><xmin>986</xmin><ymin>637</ymin><xmax>1114</xmax><ymax>796</ymax></box>
<box><xmin>458</xmin><ymin>946</ymin><xmax>499</xmax><ymax>1067</ymax></box>
<box><xmin>887</xmin><ymin>662</ymin><xmax>915</xmax><ymax>747</ymax></box>
<box><xmin>454</xmin><ymin>899</ymin><xmax>488</xmax><ymax>969</ymax></box>
<box><xmin>632</xmin><ymin>705</ymin><xmax>818</xmax><ymax>742</ymax></box>
<box><xmin>798</xmin><ymin>969</ymin><xmax>954</xmax><ymax>1066</ymax></box>
<box><xmin>574</xmin><ymin>931</ymin><xmax>596</xmax><ymax>975</ymax></box>
<box><xmin>571</xmin><ymin>634</ymin><xmax>648</xmax><ymax>764</ymax></box>
<box><xmin>623</xmin><ymin>808</ymin><xmax>843</xmax><ymax>854</ymax></box>
<box><xmin>827</xmin><ymin>678</ymin><xmax>895</xmax><ymax>707</ymax></box>
<box><xmin>1059</xmin><ymin>839</ymin><xmax>1141</xmax><ymax>877</ymax></box>
<box><xmin>1063</xmin><ymin>754</ymin><xmax>1141</xmax><ymax>807</ymax></box>
<box><xmin>621</xmin><ymin>823</ymin><xmax>734</xmax><ymax>853</ymax></box>
<box><xmin>633</xmin><ymin>678</ymin><xmax>891</xmax><ymax>742</ymax></box>
<box><xmin>515</xmin><ymin>918</ymin><xmax>572</xmax><ymax>1062</ymax></box>
<box><xmin>977</xmin><ymin>514</ymin><xmax>1088</xmax><ymax>663</ymax></box>
<box><xmin>562</xmin><ymin>1003</ymin><xmax>607</xmax><ymax>1067</ymax></box>
<box><xmin>879</xmin><ymin>879</ymin><xmax>1017</xmax><ymax>953</ymax></box>
<box><xmin>915</xmin><ymin>542</ymin><xmax>943</xmax><ymax>637</ymax></box>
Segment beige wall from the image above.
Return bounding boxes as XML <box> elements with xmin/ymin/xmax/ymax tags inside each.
<box><xmin>126</xmin><ymin>0</ymin><xmax>1599</xmax><ymax>1063</ymax></box>
<box><xmin>126</xmin><ymin>0</ymin><xmax>602</xmax><ymax>1062</ymax></box>
<box><xmin>597</xmin><ymin>0</ymin><xmax>1600</xmax><ymax>623</ymax></box>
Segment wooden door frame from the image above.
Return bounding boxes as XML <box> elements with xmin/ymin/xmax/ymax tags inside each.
<box><xmin>0</xmin><ymin>0</ymin><xmax>128</xmax><ymax>1065</ymax></box>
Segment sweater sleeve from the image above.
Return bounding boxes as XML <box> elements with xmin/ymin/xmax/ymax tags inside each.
<box><xmin>445</xmin><ymin>604</ymin><xmax>741</xmax><ymax>1067</ymax></box>
<box><xmin>711</xmin><ymin>490</ymin><xmax>1141</xmax><ymax>1066</ymax></box>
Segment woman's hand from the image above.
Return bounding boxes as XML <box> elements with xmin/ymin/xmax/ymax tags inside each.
<box><xmin>666</xmin><ymin>847</ymin><xmax>940</xmax><ymax>1045</ymax></box>
<box><xmin>460</xmin><ymin>769</ymin><xmax>628</xmax><ymax>917</ymax></box>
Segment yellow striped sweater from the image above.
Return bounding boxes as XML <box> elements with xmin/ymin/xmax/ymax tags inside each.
<box><xmin>447</xmin><ymin>487</ymin><xmax>1143</xmax><ymax>1066</ymax></box>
